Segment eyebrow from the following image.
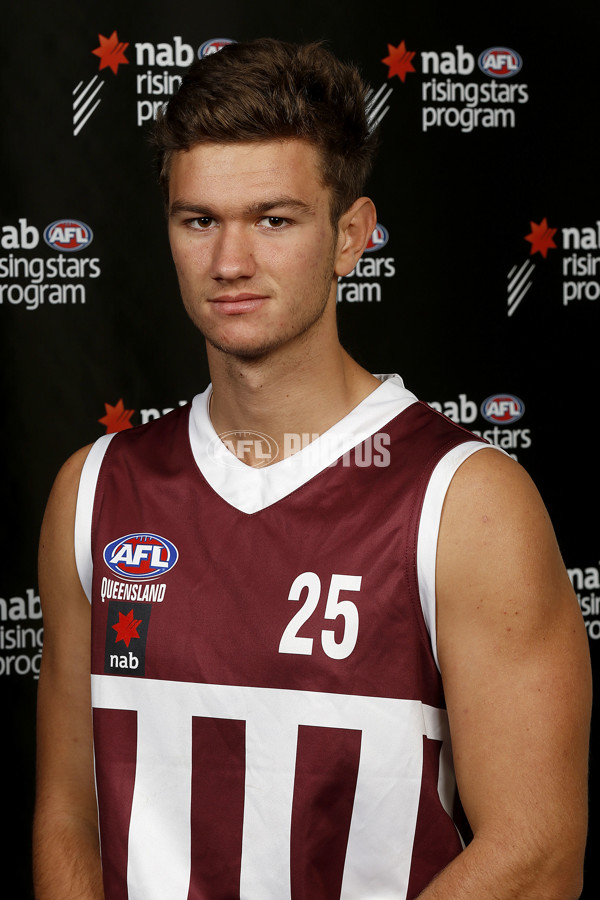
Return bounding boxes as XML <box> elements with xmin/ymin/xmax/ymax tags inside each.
<box><xmin>169</xmin><ymin>197</ymin><xmax>316</xmax><ymax>218</ymax></box>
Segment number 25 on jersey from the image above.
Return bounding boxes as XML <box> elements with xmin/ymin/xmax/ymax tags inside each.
<box><xmin>278</xmin><ymin>572</ymin><xmax>362</xmax><ymax>660</ymax></box>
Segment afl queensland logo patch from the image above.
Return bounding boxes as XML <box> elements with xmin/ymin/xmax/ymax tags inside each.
<box><xmin>481</xmin><ymin>394</ymin><xmax>525</xmax><ymax>424</ymax></box>
<box><xmin>103</xmin><ymin>533</ymin><xmax>179</xmax><ymax>581</ymax></box>
<box><xmin>43</xmin><ymin>219</ymin><xmax>93</xmax><ymax>252</ymax></box>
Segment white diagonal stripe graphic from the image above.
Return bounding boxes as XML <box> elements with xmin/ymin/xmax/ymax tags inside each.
<box><xmin>366</xmin><ymin>84</ymin><xmax>393</xmax><ymax>117</ymax></box>
<box><xmin>368</xmin><ymin>107</ymin><xmax>391</xmax><ymax>132</ymax></box>
<box><xmin>74</xmin><ymin>82</ymin><xmax>104</xmax><ymax>123</ymax></box>
<box><xmin>73</xmin><ymin>75</ymin><xmax>100</xmax><ymax>107</ymax></box>
<box><xmin>507</xmin><ymin>262</ymin><xmax>535</xmax><ymax>303</ymax></box>
<box><xmin>507</xmin><ymin>260</ymin><xmax>536</xmax><ymax>316</ymax></box>
<box><xmin>507</xmin><ymin>259</ymin><xmax>535</xmax><ymax>293</ymax></box>
<box><xmin>366</xmin><ymin>83</ymin><xmax>394</xmax><ymax>133</ymax></box>
<box><xmin>72</xmin><ymin>75</ymin><xmax>105</xmax><ymax>136</ymax></box>
<box><xmin>73</xmin><ymin>98</ymin><xmax>103</xmax><ymax>136</ymax></box>
<box><xmin>507</xmin><ymin>280</ymin><xmax>533</xmax><ymax>317</ymax></box>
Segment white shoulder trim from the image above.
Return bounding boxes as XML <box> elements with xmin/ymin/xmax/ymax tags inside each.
<box><xmin>188</xmin><ymin>374</ymin><xmax>418</xmax><ymax>514</ymax></box>
<box><xmin>417</xmin><ymin>442</ymin><xmax>502</xmax><ymax>670</ymax></box>
<box><xmin>74</xmin><ymin>433</ymin><xmax>116</xmax><ymax>603</ymax></box>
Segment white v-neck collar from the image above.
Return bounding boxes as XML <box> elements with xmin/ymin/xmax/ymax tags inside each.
<box><xmin>188</xmin><ymin>374</ymin><xmax>417</xmax><ymax>514</ymax></box>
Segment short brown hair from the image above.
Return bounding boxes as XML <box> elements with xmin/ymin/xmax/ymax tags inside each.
<box><xmin>152</xmin><ymin>38</ymin><xmax>379</xmax><ymax>222</ymax></box>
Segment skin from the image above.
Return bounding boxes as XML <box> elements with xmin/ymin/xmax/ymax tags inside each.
<box><xmin>33</xmin><ymin>138</ymin><xmax>591</xmax><ymax>899</ymax></box>
<box><xmin>34</xmin><ymin>444</ymin><xmax>102</xmax><ymax>899</ymax></box>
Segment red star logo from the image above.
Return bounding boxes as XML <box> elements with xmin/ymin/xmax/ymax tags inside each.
<box><xmin>92</xmin><ymin>31</ymin><xmax>129</xmax><ymax>75</ymax></box>
<box><xmin>112</xmin><ymin>609</ymin><xmax>143</xmax><ymax>647</ymax></box>
<box><xmin>382</xmin><ymin>41</ymin><xmax>416</xmax><ymax>82</ymax></box>
<box><xmin>524</xmin><ymin>218</ymin><xmax>557</xmax><ymax>258</ymax></box>
<box><xmin>99</xmin><ymin>399</ymin><xmax>135</xmax><ymax>434</ymax></box>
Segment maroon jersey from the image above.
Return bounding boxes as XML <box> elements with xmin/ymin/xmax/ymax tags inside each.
<box><xmin>75</xmin><ymin>375</ymin><xmax>488</xmax><ymax>899</ymax></box>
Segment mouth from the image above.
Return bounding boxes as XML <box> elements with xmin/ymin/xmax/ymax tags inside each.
<box><xmin>209</xmin><ymin>293</ymin><xmax>269</xmax><ymax>315</ymax></box>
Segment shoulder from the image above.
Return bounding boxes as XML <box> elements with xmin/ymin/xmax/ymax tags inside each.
<box><xmin>42</xmin><ymin>444</ymin><xmax>95</xmax><ymax>529</ymax></box>
<box><xmin>40</xmin><ymin>444</ymin><xmax>95</xmax><ymax>568</ymax></box>
<box><xmin>435</xmin><ymin>447</ymin><xmax>585</xmax><ymax>674</ymax></box>
<box><xmin>437</xmin><ymin>448</ymin><xmax>555</xmax><ymax>575</ymax></box>
<box><xmin>440</xmin><ymin>447</ymin><xmax>545</xmax><ymax>537</ymax></box>
<box><xmin>38</xmin><ymin>445</ymin><xmax>97</xmax><ymax>621</ymax></box>
<box><xmin>437</xmin><ymin>448</ymin><xmax>562</xmax><ymax>598</ymax></box>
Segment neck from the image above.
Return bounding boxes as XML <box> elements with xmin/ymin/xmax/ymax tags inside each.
<box><xmin>207</xmin><ymin>324</ymin><xmax>379</xmax><ymax>464</ymax></box>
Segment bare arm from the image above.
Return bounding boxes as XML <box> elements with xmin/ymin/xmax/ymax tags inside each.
<box><xmin>33</xmin><ymin>446</ymin><xmax>105</xmax><ymax>899</ymax></box>
<box><xmin>419</xmin><ymin>450</ymin><xmax>591</xmax><ymax>899</ymax></box>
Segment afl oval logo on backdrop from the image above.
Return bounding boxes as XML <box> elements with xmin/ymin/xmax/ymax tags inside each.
<box><xmin>364</xmin><ymin>223</ymin><xmax>389</xmax><ymax>252</ymax></box>
<box><xmin>103</xmin><ymin>533</ymin><xmax>179</xmax><ymax>580</ymax></box>
<box><xmin>43</xmin><ymin>219</ymin><xmax>93</xmax><ymax>252</ymax></box>
<box><xmin>478</xmin><ymin>47</ymin><xmax>522</xmax><ymax>78</ymax></box>
<box><xmin>198</xmin><ymin>38</ymin><xmax>234</xmax><ymax>58</ymax></box>
<box><xmin>481</xmin><ymin>394</ymin><xmax>525</xmax><ymax>424</ymax></box>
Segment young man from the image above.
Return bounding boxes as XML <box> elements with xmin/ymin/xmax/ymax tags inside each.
<box><xmin>34</xmin><ymin>39</ymin><xmax>591</xmax><ymax>899</ymax></box>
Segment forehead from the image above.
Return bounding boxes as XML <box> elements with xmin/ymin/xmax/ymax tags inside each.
<box><xmin>168</xmin><ymin>139</ymin><xmax>328</xmax><ymax>207</ymax></box>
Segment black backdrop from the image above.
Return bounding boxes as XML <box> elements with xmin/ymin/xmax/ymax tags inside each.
<box><xmin>2</xmin><ymin>2</ymin><xmax>599</xmax><ymax>895</ymax></box>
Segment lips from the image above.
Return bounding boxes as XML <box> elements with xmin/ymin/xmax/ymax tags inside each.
<box><xmin>209</xmin><ymin>293</ymin><xmax>268</xmax><ymax>314</ymax></box>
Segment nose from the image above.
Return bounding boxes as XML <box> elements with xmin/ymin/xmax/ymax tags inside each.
<box><xmin>210</xmin><ymin>224</ymin><xmax>256</xmax><ymax>281</ymax></box>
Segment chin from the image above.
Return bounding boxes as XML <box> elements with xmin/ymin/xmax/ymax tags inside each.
<box><xmin>207</xmin><ymin>332</ymin><xmax>284</xmax><ymax>362</ymax></box>
<box><xmin>201</xmin><ymin>304</ymin><xmax>330</xmax><ymax>362</ymax></box>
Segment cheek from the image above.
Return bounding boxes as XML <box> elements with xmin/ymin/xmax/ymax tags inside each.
<box><xmin>170</xmin><ymin>253</ymin><xmax>191</xmax><ymax>288</ymax></box>
<box><xmin>270</xmin><ymin>230</ymin><xmax>333</xmax><ymax>277</ymax></box>
<box><xmin>170</xmin><ymin>242</ymin><xmax>207</xmax><ymax>285</ymax></box>
<box><xmin>169</xmin><ymin>234</ymin><xmax>185</xmax><ymax>271</ymax></box>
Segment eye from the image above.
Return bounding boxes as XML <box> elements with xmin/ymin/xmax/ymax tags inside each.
<box><xmin>259</xmin><ymin>216</ymin><xmax>288</xmax><ymax>229</ymax></box>
<box><xmin>188</xmin><ymin>216</ymin><xmax>215</xmax><ymax>230</ymax></box>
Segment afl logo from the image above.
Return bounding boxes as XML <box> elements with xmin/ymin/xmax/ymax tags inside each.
<box><xmin>364</xmin><ymin>223</ymin><xmax>389</xmax><ymax>253</ymax></box>
<box><xmin>44</xmin><ymin>219</ymin><xmax>93</xmax><ymax>252</ymax></box>
<box><xmin>103</xmin><ymin>533</ymin><xmax>179</xmax><ymax>581</ymax></box>
<box><xmin>481</xmin><ymin>394</ymin><xmax>525</xmax><ymax>424</ymax></box>
<box><xmin>198</xmin><ymin>38</ymin><xmax>234</xmax><ymax>58</ymax></box>
<box><xmin>478</xmin><ymin>47</ymin><xmax>522</xmax><ymax>78</ymax></box>
<box><xmin>207</xmin><ymin>430</ymin><xmax>279</xmax><ymax>468</ymax></box>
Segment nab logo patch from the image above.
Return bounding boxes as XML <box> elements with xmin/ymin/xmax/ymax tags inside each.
<box><xmin>104</xmin><ymin>601</ymin><xmax>151</xmax><ymax>676</ymax></box>
<box><xmin>198</xmin><ymin>38</ymin><xmax>234</xmax><ymax>58</ymax></box>
<box><xmin>364</xmin><ymin>223</ymin><xmax>389</xmax><ymax>252</ymax></box>
<box><xmin>481</xmin><ymin>394</ymin><xmax>525</xmax><ymax>424</ymax></box>
<box><xmin>103</xmin><ymin>533</ymin><xmax>179</xmax><ymax>581</ymax></box>
<box><xmin>43</xmin><ymin>219</ymin><xmax>93</xmax><ymax>252</ymax></box>
<box><xmin>478</xmin><ymin>47</ymin><xmax>522</xmax><ymax>78</ymax></box>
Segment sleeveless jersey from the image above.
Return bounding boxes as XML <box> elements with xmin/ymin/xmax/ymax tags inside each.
<box><xmin>75</xmin><ymin>374</ymin><xmax>489</xmax><ymax>900</ymax></box>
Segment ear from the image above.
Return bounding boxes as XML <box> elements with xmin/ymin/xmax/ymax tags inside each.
<box><xmin>334</xmin><ymin>197</ymin><xmax>378</xmax><ymax>277</ymax></box>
